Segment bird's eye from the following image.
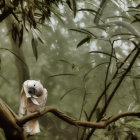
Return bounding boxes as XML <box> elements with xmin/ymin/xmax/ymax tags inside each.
<box><xmin>34</xmin><ymin>84</ymin><xmax>35</xmax><ymax>86</ymax></box>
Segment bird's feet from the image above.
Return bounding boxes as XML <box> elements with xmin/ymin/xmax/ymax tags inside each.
<box><xmin>35</xmin><ymin>110</ymin><xmax>41</xmax><ymax>116</ymax></box>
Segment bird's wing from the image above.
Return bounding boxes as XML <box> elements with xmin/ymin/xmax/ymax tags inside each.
<box><xmin>18</xmin><ymin>88</ymin><xmax>27</xmax><ymax>117</ymax></box>
<box><xmin>41</xmin><ymin>88</ymin><xmax>48</xmax><ymax>106</ymax></box>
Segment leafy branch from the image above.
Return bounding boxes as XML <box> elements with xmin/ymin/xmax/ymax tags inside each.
<box><xmin>85</xmin><ymin>45</ymin><xmax>140</xmax><ymax>140</ymax></box>
<box><xmin>0</xmin><ymin>99</ymin><xmax>138</xmax><ymax>140</ymax></box>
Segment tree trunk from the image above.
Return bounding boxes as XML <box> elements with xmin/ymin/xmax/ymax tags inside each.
<box><xmin>0</xmin><ymin>99</ymin><xmax>27</xmax><ymax>140</ymax></box>
<box><xmin>5</xmin><ymin>16</ymin><xmax>30</xmax><ymax>90</ymax></box>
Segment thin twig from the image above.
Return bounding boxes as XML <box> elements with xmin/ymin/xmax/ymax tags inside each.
<box><xmin>104</xmin><ymin>40</ymin><xmax>114</xmax><ymax>105</ymax></box>
<box><xmin>81</xmin><ymin>44</ymin><xmax>137</xmax><ymax>140</ymax></box>
<box><xmin>85</xmin><ymin>47</ymin><xmax>140</xmax><ymax>140</ymax></box>
<box><xmin>77</xmin><ymin>89</ymin><xmax>87</xmax><ymax>140</ymax></box>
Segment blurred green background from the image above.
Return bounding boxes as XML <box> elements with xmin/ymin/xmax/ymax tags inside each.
<box><xmin>0</xmin><ymin>0</ymin><xmax>140</xmax><ymax>140</ymax></box>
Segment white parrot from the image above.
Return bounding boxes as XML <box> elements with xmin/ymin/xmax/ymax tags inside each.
<box><xmin>18</xmin><ymin>80</ymin><xmax>48</xmax><ymax>135</ymax></box>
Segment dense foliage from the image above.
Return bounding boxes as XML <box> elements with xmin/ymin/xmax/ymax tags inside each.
<box><xmin>0</xmin><ymin>0</ymin><xmax>140</xmax><ymax>140</ymax></box>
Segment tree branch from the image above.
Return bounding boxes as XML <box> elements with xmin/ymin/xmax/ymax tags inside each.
<box><xmin>80</xmin><ymin>45</ymin><xmax>137</xmax><ymax>140</ymax></box>
<box><xmin>0</xmin><ymin>98</ymin><xmax>140</xmax><ymax>140</ymax></box>
<box><xmin>84</xmin><ymin>18</ymin><xmax>140</xmax><ymax>140</ymax></box>
<box><xmin>0</xmin><ymin>0</ymin><xmax>20</xmax><ymax>22</ymax></box>
<box><xmin>17</xmin><ymin>106</ymin><xmax>140</xmax><ymax>129</ymax></box>
<box><xmin>86</xmin><ymin>46</ymin><xmax>140</xmax><ymax>140</ymax></box>
<box><xmin>0</xmin><ymin>8</ymin><xmax>13</xmax><ymax>22</ymax></box>
<box><xmin>0</xmin><ymin>98</ymin><xmax>26</xmax><ymax>140</ymax></box>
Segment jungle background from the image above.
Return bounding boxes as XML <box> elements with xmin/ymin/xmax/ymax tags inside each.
<box><xmin>0</xmin><ymin>0</ymin><xmax>140</xmax><ymax>140</ymax></box>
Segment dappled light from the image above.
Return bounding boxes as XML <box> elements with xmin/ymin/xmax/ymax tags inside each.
<box><xmin>0</xmin><ymin>0</ymin><xmax>140</xmax><ymax>140</ymax></box>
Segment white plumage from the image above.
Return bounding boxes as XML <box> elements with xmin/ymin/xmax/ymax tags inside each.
<box><xmin>19</xmin><ymin>80</ymin><xmax>48</xmax><ymax>135</ymax></box>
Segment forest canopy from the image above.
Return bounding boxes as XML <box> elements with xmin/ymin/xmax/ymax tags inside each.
<box><xmin>0</xmin><ymin>0</ymin><xmax>140</xmax><ymax>140</ymax></box>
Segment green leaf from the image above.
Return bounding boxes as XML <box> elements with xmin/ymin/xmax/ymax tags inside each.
<box><xmin>66</xmin><ymin>0</ymin><xmax>77</xmax><ymax>17</ymax></box>
<box><xmin>71</xmin><ymin>0</ymin><xmax>77</xmax><ymax>17</ymax></box>
<box><xmin>87</xmin><ymin>25</ymin><xmax>108</xmax><ymax>31</ymax></box>
<box><xmin>58</xmin><ymin>59</ymin><xmax>72</xmax><ymax>65</ymax></box>
<box><xmin>49</xmin><ymin>6</ymin><xmax>64</xmax><ymax>24</ymax></box>
<box><xmin>77</xmin><ymin>36</ymin><xmax>91</xmax><ymax>48</ymax></box>
<box><xmin>49</xmin><ymin>73</ymin><xmax>76</xmax><ymax>78</ymax></box>
<box><xmin>89</xmin><ymin>51</ymin><xmax>118</xmax><ymax>60</ymax></box>
<box><xmin>78</xmin><ymin>8</ymin><xmax>97</xmax><ymax>14</ymax></box>
<box><xmin>70</xmin><ymin>28</ymin><xmax>89</xmax><ymax>34</ymax></box>
<box><xmin>70</xmin><ymin>28</ymin><xmax>96</xmax><ymax>37</ymax></box>
<box><xmin>31</xmin><ymin>38</ymin><xmax>38</xmax><ymax>61</ymax></box>
<box><xmin>66</xmin><ymin>0</ymin><xmax>72</xmax><ymax>10</ymax></box>
<box><xmin>80</xmin><ymin>28</ymin><xmax>96</xmax><ymax>37</ymax></box>
<box><xmin>38</xmin><ymin>36</ymin><xmax>45</xmax><ymax>44</ymax></box>
<box><xmin>111</xmin><ymin>0</ymin><xmax>128</xmax><ymax>14</ymax></box>
<box><xmin>105</xmin><ymin>16</ymin><xmax>131</xmax><ymax>21</ymax></box>
<box><xmin>85</xmin><ymin>1</ymin><xmax>99</xmax><ymax>9</ymax></box>
<box><xmin>19</xmin><ymin>25</ymin><xmax>23</xmax><ymax>47</ymax></box>
<box><xmin>111</xmin><ymin>33</ymin><xmax>138</xmax><ymax>38</ymax></box>
<box><xmin>60</xmin><ymin>87</ymin><xmax>80</xmax><ymax>100</ymax></box>
<box><xmin>0</xmin><ymin>48</ymin><xmax>27</xmax><ymax>66</ymax></box>
<box><xmin>83</xmin><ymin>62</ymin><xmax>109</xmax><ymax>81</ymax></box>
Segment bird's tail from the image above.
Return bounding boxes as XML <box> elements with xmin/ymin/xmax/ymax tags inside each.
<box><xmin>24</xmin><ymin>119</ymin><xmax>40</xmax><ymax>135</ymax></box>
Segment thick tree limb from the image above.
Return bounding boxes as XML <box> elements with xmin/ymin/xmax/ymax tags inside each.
<box><xmin>17</xmin><ymin>106</ymin><xmax>140</xmax><ymax>129</ymax></box>
<box><xmin>0</xmin><ymin>98</ymin><xmax>26</xmax><ymax>140</ymax></box>
<box><xmin>0</xmin><ymin>98</ymin><xmax>140</xmax><ymax>140</ymax></box>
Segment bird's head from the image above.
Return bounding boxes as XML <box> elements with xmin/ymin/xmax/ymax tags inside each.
<box><xmin>23</xmin><ymin>80</ymin><xmax>44</xmax><ymax>98</ymax></box>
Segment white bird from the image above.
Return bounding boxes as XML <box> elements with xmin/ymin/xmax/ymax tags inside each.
<box><xmin>19</xmin><ymin>80</ymin><xmax>48</xmax><ymax>135</ymax></box>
